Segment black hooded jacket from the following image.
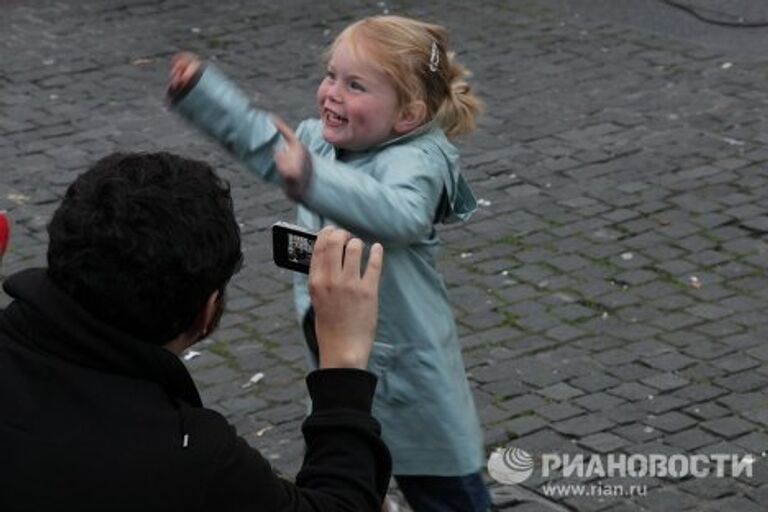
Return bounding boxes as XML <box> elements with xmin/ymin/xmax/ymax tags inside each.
<box><xmin>0</xmin><ymin>269</ymin><xmax>391</xmax><ymax>511</ymax></box>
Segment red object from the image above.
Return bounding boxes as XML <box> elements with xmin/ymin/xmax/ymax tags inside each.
<box><xmin>0</xmin><ymin>211</ymin><xmax>9</xmax><ymax>259</ymax></box>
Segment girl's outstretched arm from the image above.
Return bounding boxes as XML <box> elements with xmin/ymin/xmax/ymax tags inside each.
<box><xmin>167</xmin><ymin>54</ymin><xmax>286</xmax><ymax>186</ymax></box>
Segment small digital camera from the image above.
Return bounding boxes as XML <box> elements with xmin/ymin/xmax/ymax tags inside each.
<box><xmin>272</xmin><ymin>221</ymin><xmax>317</xmax><ymax>274</ymax></box>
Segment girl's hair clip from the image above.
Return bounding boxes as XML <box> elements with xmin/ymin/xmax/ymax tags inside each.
<box><xmin>429</xmin><ymin>41</ymin><xmax>440</xmax><ymax>72</ymax></box>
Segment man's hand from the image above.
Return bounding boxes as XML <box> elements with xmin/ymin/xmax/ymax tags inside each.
<box><xmin>272</xmin><ymin>116</ymin><xmax>312</xmax><ymax>201</ymax></box>
<box><xmin>309</xmin><ymin>228</ymin><xmax>384</xmax><ymax>370</ymax></box>
<box><xmin>169</xmin><ymin>52</ymin><xmax>202</xmax><ymax>92</ymax></box>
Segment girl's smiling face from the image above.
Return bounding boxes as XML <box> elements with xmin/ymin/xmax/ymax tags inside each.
<box><xmin>316</xmin><ymin>40</ymin><xmax>405</xmax><ymax>151</ymax></box>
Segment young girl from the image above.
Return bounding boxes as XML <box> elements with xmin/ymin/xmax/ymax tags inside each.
<box><xmin>169</xmin><ymin>15</ymin><xmax>490</xmax><ymax>511</ymax></box>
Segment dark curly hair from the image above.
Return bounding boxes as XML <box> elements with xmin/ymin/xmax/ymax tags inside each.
<box><xmin>47</xmin><ymin>152</ymin><xmax>242</xmax><ymax>344</ymax></box>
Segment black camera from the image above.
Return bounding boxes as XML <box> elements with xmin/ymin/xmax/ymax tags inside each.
<box><xmin>272</xmin><ymin>221</ymin><xmax>317</xmax><ymax>274</ymax></box>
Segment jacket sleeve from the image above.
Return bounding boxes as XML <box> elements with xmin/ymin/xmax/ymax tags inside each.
<box><xmin>171</xmin><ymin>64</ymin><xmax>285</xmax><ymax>186</ymax></box>
<box><xmin>302</xmin><ymin>145</ymin><xmax>445</xmax><ymax>245</ymax></box>
<box><xmin>201</xmin><ymin>368</ymin><xmax>391</xmax><ymax>511</ymax></box>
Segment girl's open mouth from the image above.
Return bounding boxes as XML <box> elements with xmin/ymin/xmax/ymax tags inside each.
<box><xmin>323</xmin><ymin>109</ymin><xmax>347</xmax><ymax>127</ymax></box>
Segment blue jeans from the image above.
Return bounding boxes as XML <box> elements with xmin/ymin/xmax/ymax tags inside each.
<box><xmin>395</xmin><ymin>472</ymin><xmax>491</xmax><ymax>512</ymax></box>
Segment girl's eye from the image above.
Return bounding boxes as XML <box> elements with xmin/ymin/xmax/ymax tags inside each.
<box><xmin>325</xmin><ymin>70</ymin><xmax>336</xmax><ymax>81</ymax></box>
<box><xmin>349</xmin><ymin>80</ymin><xmax>365</xmax><ymax>92</ymax></box>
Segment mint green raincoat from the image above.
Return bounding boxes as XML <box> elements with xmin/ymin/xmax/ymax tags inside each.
<box><xmin>175</xmin><ymin>65</ymin><xmax>485</xmax><ymax>475</ymax></box>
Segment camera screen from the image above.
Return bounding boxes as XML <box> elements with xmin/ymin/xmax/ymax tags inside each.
<box><xmin>287</xmin><ymin>233</ymin><xmax>314</xmax><ymax>267</ymax></box>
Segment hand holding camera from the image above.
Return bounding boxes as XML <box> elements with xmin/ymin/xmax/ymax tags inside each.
<box><xmin>307</xmin><ymin>227</ymin><xmax>383</xmax><ymax>370</ymax></box>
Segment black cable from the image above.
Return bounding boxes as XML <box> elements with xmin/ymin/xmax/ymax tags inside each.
<box><xmin>660</xmin><ymin>0</ymin><xmax>768</xmax><ymax>28</ymax></box>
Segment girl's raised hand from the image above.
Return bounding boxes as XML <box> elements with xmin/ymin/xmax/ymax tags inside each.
<box><xmin>169</xmin><ymin>52</ymin><xmax>202</xmax><ymax>92</ymax></box>
<box><xmin>272</xmin><ymin>116</ymin><xmax>312</xmax><ymax>202</ymax></box>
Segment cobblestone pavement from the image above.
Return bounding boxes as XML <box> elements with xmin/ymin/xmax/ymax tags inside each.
<box><xmin>2</xmin><ymin>1</ymin><xmax>768</xmax><ymax>510</ymax></box>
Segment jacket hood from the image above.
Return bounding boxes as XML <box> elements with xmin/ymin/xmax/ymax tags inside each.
<box><xmin>425</xmin><ymin>127</ymin><xmax>478</xmax><ymax>224</ymax></box>
<box><xmin>0</xmin><ymin>268</ymin><xmax>202</xmax><ymax>407</ymax></box>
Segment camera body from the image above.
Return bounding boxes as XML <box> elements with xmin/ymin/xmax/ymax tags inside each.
<box><xmin>272</xmin><ymin>221</ymin><xmax>317</xmax><ymax>274</ymax></box>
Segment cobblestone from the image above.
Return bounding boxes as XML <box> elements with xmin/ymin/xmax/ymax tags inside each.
<box><xmin>645</xmin><ymin>411</ymin><xmax>698</xmax><ymax>434</ymax></box>
<box><xmin>701</xmin><ymin>416</ymin><xmax>757</xmax><ymax>439</ymax></box>
<box><xmin>641</xmin><ymin>373</ymin><xmax>691</xmax><ymax>392</ymax></box>
<box><xmin>577</xmin><ymin>432</ymin><xmax>630</xmax><ymax>454</ymax></box>
<box><xmin>552</xmin><ymin>414</ymin><xmax>615</xmax><ymax>437</ymax></box>
<box><xmin>665</xmin><ymin>428</ymin><xmax>720</xmax><ymax>451</ymax></box>
<box><xmin>641</xmin><ymin>488</ymin><xmax>699</xmax><ymax>512</ymax></box>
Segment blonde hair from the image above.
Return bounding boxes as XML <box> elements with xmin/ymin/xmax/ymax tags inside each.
<box><xmin>327</xmin><ymin>15</ymin><xmax>483</xmax><ymax>139</ymax></box>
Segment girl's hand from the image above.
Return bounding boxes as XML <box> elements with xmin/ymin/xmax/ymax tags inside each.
<box><xmin>169</xmin><ymin>52</ymin><xmax>202</xmax><ymax>92</ymax></box>
<box><xmin>272</xmin><ymin>116</ymin><xmax>312</xmax><ymax>201</ymax></box>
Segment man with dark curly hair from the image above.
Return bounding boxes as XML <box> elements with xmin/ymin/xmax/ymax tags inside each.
<box><xmin>0</xmin><ymin>152</ymin><xmax>390</xmax><ymax>511</ymax></box>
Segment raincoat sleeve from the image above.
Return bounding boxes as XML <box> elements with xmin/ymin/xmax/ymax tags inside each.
<box><xmin>171</xmin><ymin>64</ymin><xmax>295</xmax><ymax>186</ymax></box>
<box><xmin>302</xmin><ymin>145</ymin><xmax>446</xmax><ymax>245</ymax></box>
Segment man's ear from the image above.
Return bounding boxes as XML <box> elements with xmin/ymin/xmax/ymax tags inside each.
<box><xmin>194</xmin><ymin>290</ymin><xmax>220</xmax><ymax>338</ymax></box>
<box><xmin>393</xmin><ymin>101</ymin><xmax>427</xmax><ymax>135</ymax></box>
<box><xmin>164</xmin><ymin>290</ymin><xmax>221</xmax><ymax>355</ymax></box>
